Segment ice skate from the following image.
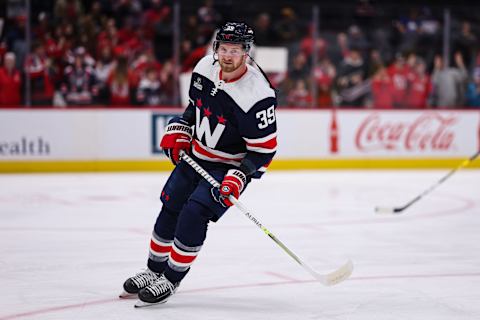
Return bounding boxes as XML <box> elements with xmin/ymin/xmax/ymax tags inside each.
<box><xmin>119</xmin><ymin>269</ymin><xmax>161</xmax><ymax>299</ymax></box>
<box><xmin>134</xmin><ymin>274</ymin><xmax>179</xmax><ymax>307</ymax></box>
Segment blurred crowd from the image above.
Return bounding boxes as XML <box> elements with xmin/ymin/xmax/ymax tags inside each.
<box><xmin>274</xmin><ymin>5</ymin><xmax>480</xmax><ymax>109</ymax></box>
<box><xmin>0</xmin><ymin>0</ymin><xmax>479</xmax><ymax>108</ymax></box>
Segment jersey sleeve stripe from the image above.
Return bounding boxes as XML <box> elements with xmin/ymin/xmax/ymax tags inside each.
<box><xmin>243</xmin><ymin>132</ymin><xmax>277</xmax><ymax>144</ymax></box>
<box><xmin>246</xmin><ymin>136</ymin><xmax>277</xmax><ymax>153</ymax></box>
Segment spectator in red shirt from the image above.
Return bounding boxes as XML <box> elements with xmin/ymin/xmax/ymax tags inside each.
<box><xmin>107</xmin><ymin>56</ymin><xmax>133</xmax><ymax>106</ymax></box>
<box><xmin>0</xmin><ymin>52</ymin><xmax>22</xmax><ymax>106</ymax></box>
<box><xmin>131</xmin><ymin>49</ymin><xmax>162</xmax><ymax>85</ymax></box>
<box><xmin>142</xmin><ymin>0</ymin><xmax>170</xmax><ymax>40</ymax></box>
<box><xmin>300</xmin><ymin>26</ymin><xmax>328</xmax><ymax>61</ymax></box>
<box><xmin>96</xmin><ymin>18</ymin><xmax>120</xmax><ymax>59</ymax></box>
<box><xmin>317</xmin><ymin>77</ymin><xmax>334</xmax><ymax>107</ymax></box>
<box><xmin>286</xmin><ymin>79</ymin><xmax>313</xmax><ymax>107</ymax></box>
<box><xmin>387</xmin><ymin>53</ymin><xmax>411</xmax><ymax>108</ymax></box>
<box><xmin>406</xmin><ymin>59</ymin><xmax>432</xmax><ymax>108</ymax></box>
<box><xmin>24</xmin><ymin>42</ymin><xmax>55</xmax><ymax>105</ymax></box>
<box><xmin>371</xmin><ymin>65</ymin><xmax>394</xmax><ymax>109</ymax></box>
<box><xmin>314</xmin><ymin>59</ymin><xmax>336</xmax><ymax>107</ymax></box>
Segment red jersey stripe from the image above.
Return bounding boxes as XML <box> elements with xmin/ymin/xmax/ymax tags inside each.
<box><xmin>193</xmin><ymin>140</ymin><xmax>244</xmax><ymax>161</ymax></box>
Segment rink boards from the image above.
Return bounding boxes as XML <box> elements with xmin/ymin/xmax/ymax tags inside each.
<box><xmin>0</xmin><ymin>108</ymin><xmax>479</xmax><ymax>172</ymax></box>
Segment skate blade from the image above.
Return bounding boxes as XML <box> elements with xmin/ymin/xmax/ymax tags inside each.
<box><xmin>119</xmin><ymin>291</ymin><xmax>137</xmax><ymax>299</ymax></box>
<box><xmin>134</xmin><ymin>299</ymin><xmax>168</xmax><ymax>308</ymax></box>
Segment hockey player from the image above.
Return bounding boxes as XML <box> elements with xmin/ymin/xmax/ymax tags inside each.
<box><xmin>121</xmin><ymin>22</ymin><xmax>278</xmax><ymax>307</ymax></box>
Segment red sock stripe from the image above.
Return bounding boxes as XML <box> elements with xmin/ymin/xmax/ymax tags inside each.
<box><xmin>170</xmin><ymin>248</ymin><xmax>197</xmax><ymax>264</ymax></box>
<box><xmin>150</xmin><ymin>240</ymin><xmax>172</xmax><ymax>254</ymax></box>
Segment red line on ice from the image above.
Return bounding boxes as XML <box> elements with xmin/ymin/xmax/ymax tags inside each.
<box><xmin>2</xmin><ymin>272</ymin><xmax>480</xmax><ymax>320</ymax></box>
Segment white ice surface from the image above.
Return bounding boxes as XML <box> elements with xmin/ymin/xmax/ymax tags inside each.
<box><xmin>0</xmin><ymin>170</ymin><xmax>479</xmax><ymax>320</ymax></box>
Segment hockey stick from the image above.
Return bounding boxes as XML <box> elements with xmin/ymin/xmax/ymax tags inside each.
<box><xmin>180</xmin><ymin>151</ymin><xmax>353</xmax><ymax>286</ymax></box>
<box><xmin>375</xmin><ymin>150</ymin><xmax>480</xmax><ymax>214</ymax></box>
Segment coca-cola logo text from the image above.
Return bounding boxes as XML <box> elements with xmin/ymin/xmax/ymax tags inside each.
<box><xmin>355</xmin><ymin>113</ymin><xmax>456</xmax><ymax>151</ymax></box>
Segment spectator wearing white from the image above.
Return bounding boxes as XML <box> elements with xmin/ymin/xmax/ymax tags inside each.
<box><xmin>94</xmin><ymin>45</ymin><xmax>115</xmax><ymax>104</ymax></box>
<box><xmin>137</xmin><ymin>67</ymin><xmax>161</xmax><ymax>106</ymax></box>
<box><xmin>431</xmin><ymin>52</ymin><xmax>468</xmax><ymax>108</ymax></box>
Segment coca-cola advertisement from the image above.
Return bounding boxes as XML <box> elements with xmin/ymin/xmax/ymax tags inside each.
<box><xmin>1</xmin><ymin>109</ymin><xmax>478</xmax><ymax>164</ymax></box>
<box><xmin>337</xmin><ymin>111</ymin><xmax>479</xmax><ymax>157</ymax></box>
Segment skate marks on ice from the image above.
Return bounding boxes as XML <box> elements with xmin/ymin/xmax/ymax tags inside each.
<box><xmin>2</xmin><ymin>271</ymin><xmax>480</xmax><ymax>319</ymax></box>
<box><xmin>0</xmin><ymin>170</ymin><xmax>480</xmax><ymax>319</ymax></box>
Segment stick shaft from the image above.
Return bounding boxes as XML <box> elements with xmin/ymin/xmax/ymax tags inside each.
<box><xmin>398</xmin><ymin>150</ymin><xmax>480</xmax><ymax>212</ymax></box>
<box><xmin>229</xmin><ymin>197</ymin><xmax>319</xmax><ymax>277</ymax></box>
<box><xmin>180</xmin><ymin>152</ymin><xmax>320</xmax><ymax>277</ymax></box>
<box><xmin>180</xmin><ymin>151</ymin><xmax>353</xmax><ymax>285</ymax></box>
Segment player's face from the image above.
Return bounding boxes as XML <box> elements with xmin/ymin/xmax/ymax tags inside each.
<box><xmin>217</xmin><ymin>43</ymin><xmax>246</xmax><ymax>73</ymax></box>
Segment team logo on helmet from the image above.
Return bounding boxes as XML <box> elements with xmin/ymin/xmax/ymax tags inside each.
<box><xmin>213</xmin><ymin>22</ymin><xmax>255</xmax><ymax>53</ymax></box>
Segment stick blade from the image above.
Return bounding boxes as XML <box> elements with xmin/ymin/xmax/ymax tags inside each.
<box><xmin>375</xmin><ymin>206</ymin><xmax>398</xmax><ymax>214</ymax></box>
<box><xmin>134</xmin><ymin>300</ymin><xmax>168</xmax><ymax>308</ymax></box>
<box><xmin>119</xmin><ymin>291</ymin><xmax>137</xmax><ymax>299</ymax></box>
<box><xmin>316</xmin><ymin>259</ymin><xmax>354</xmax><ymax>286</ymax></box>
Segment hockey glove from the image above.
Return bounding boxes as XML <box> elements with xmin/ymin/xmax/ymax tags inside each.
<box><xmin>211</xmin><ymin>169</ymin><xmax>247</xmax><ymax>207</ymax></box>
<box><xmin>160</xmin><ymin>117</ymin><xmax>193</xmax><ymax>165</ymax></box>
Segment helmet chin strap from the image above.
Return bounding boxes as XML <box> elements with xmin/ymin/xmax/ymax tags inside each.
<box><xmin>247</xmin><ymin>53</ymin><xmax>279</xmax><ymax>95</ymax></box>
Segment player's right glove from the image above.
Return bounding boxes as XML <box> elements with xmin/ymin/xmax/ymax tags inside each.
<box><xmin>160</xmin><ymin>117</ymin><xmax>193</xmax><ymax>165</ymax></box>
<box><xmin>211</xmin><ymin>169</ymin><xmax>247</xmax><ymax>207</ymax></box>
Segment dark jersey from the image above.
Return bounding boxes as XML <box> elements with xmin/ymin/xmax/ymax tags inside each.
<box><xmin>182</xmin><ymin>55</ymin><xmax>277</xmax><ymax>178</ymax></box>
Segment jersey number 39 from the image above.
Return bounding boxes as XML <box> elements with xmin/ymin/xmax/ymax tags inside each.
<box><xmin>256</xmin><ymin>106</ymin><xmax>276</xmax><ymax>129</ymax></box>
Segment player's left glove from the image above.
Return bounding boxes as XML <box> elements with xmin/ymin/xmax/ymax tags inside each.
<box><xmin>211</xmin><ymin>169</ymin><xmax>247</xmax><ymax>207</ymax></box>
<box><xmin>160</xmin><ymin>117</ymin><xmax>193</xmax><ymax>165</ymax></box>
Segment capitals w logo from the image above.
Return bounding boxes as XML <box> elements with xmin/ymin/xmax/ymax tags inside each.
<box><xmin>195</xmin><ymin>107</ymin><xmax>225</xmax><ymax>148</ymax></box>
